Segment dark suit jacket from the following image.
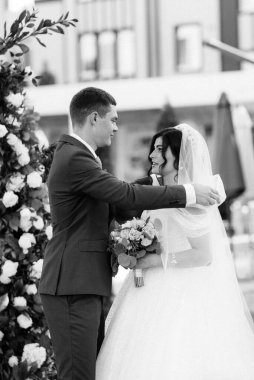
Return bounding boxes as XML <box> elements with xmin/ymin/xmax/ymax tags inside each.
<box><xmin>39</xmin><ymin>135</ymin><xmax>186</xmax><ymax>296</ymax></box>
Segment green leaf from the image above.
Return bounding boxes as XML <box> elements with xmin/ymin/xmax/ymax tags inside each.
<box><xmin>35</xmin><ymin>37</ymin><xmax>46</xmax><ymax>47</ymax></box>
<box><xmin>57</xmin><ymin>26</ymin><xmax>64</xmax><ymax>34</ymax></box>
<box><xmin>10</xmin><ymin>20</ymin><xmax>19</xmax><ymax>35</ymax></box>
<box><xmin>118</xmin><ymin>253</ymin><xmax>131</xmax><ymax>268</ymax></box>
<box><xmin>4</xmin><ymin>22</ymin><xmax>7</xmax><ymax>38</ymax></box>
<box><xmin>32</xmin><ymin>78</ymin><xmax>38</xmax><ymax>87</ymax></box>
<box><xmin>64</xmin><ymin>11</ymin><xmax>69</xmax><ymax>20</ymax></box>
<box><xmin>26</xmin><ymin>23</ymin><xmax>35</xmax><ymax>28</ymax></box>
<box><xmin>17</xmin><ymin>43</ymin><xmax>29</xmax><ymax>53</ymax></box>
<box><xmin>136</xmin><ymin>249</ymin><xmax>146</xmax><ymax>258</ymax></box>
<box><xmin>8</xmin><ymin>213</ymin><xmax>20</xmax><ymax>231</ymax></box>
<box><xmin>5</xmin><ymin>234</ymin><xmax>22</xmax><ymax>255</ymax></box>
<box><xmin>129</xmin><ymin>256</ymin><xmax>137</xmax><ymax>269</ymax></box>
<box><xmin>153</xmin><ymin>218</ymin><xmax>162</xmax><ymax>231</ymax></box>
<box><xmin>18</xmin><ymin>10</ymin><xmax>27</xmax><ymax>23</ymax></box>
<box><xmin>40</xmin><ymin>334</ymin><xmax>51</xmax><ymax>349</ymax></box>
<box><xmin>121</xmin><ymin>238</ymin><xmax>129</xmax><ymax>248</ymax></box>
<box><xmin>43</xmin><ymin>19</ymin><xmax>52</xmax><ymax>27</ymax></box>
<box><xmin>113</xmin><ymin>243</ymin><xmax>126</xmax><ymax>256</ymax></box>
<box><xmin>30</xmin><ymin>198</ymin><xmax>43</xmax><ymax>211</ymax></box>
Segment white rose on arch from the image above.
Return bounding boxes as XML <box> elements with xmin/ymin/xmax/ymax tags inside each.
<box><xmin>0</xmin><ymin>293</ymin><xmax>9</xmax><ymax>312</ymax></box>
<box><xmin>33</xmin><ymin>215</ymin><xmax>44</xmax><ymax>230</ymax></box>
<box><xmin>0</xmin><ymin>124</ymin><xmax>8</xmax><ymax>138</ymax></box>
<box><xmin>21</xmin><ymin>343</ymin><xmax>47</xmax><ymax>369</ymax></box>
<box><xmin>27</xmin><ymin>172</ymin><xmax>42</xmax><ymax>188</ymax></box>
<box><xmin>17</xmin><ymin>313</ymin><xmax>33</xmax><ymax>329</ymax></box>
<box><xmin>2</xmin><ymin>191</ymin><xmax>19</xmax><ymax>208</ymax></box>
<box><xmin>1</xmin><ymin>260</ymin><xmax>18</xmax><ymax>278</ymax></box>
<box><xmin>5</xmin><ymin>92</ymin><xmax>24</xmax><ymax>108</ymax></box>
<box><xmin>13</xmin><ymin>296</ymin><xmax>27</xmax><ymax>310</ymax></box>
<box><xmin>6</xmin><ymin>173</ymin><xmax>25</xmax><ymax>192</ymax></box>
<box><xmin>18</xmin><ymin>233</ymin><xmax>36</xmax><ymax>254</ymax></box>
<box><xmin>45</xmin><ymin>225</ymin><xmax>53</xmax><ymax>240</ymax></box>
<box><xmin>8</xmin><ymin>355</ymin><xmax>19</xmax><ymax>367</ymax></box>
<box><xmin>30</xmin><ymin>259</ymin><xmax>43</xmax><ymax>280</ymax></box>
<box><xmin>25</xmin><ymin>284</ymin><xmax>37</xmax><ymax>295</ymax></box>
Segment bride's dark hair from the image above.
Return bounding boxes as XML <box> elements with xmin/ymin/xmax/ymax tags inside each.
<box><xmin>148</xmin><ymin>127</ymin><xmax>182</xmax><ymax>181</ymax></box>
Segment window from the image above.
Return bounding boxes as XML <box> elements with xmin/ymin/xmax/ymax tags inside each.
<box><xmin>175</xmin><ymin>24</ymin><xmax>203</xmax><ymax>73</ymax></box>
<box><xmin>78</xmin><ymin>0</ymin><xmax>136</xmax><ymax>80</ymax></box>
<box><xmin>8</xmin><ymin>0</ymin><xmax>35</xmax><ymax>11</ymax></box>
<box><xmin>238</xmin><ymin>0</ymin><xmax>254</xmax><ymax>70</ymax></box>
<box><xmin>80</xmin><ymin>33</ymin><xmax>98</xmax><ymax>81</ymax></box>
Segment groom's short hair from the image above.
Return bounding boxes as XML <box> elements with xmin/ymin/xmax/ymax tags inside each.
<box><xmin>70</xmin><ymin>87</ymin><xmax>117</xmax><ymax>126</ymax></box>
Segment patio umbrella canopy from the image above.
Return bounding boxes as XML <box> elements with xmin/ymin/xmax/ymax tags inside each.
<box><xmin>232</xmin><ymin>105</ymin><xmax>254</xmax><ymax>200</ymax></box>
<box><xmin>213</xmin><ymin>92</ymin><xmax>245</xmax><ymax>201</ymax></box>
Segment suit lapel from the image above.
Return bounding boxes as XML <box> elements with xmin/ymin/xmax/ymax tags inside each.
<box><xmin>59</xmin><ymin>134</ymin><xmax>97</xmax><ymax>163</ymax></box>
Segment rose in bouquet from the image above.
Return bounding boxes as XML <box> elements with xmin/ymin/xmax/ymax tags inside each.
<box><xmin>109</xmin><ymin>217</ymin><xmax>161</xmax><ymax>287</ymax></box>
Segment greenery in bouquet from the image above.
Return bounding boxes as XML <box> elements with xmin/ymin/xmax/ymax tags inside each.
<box><xmin>0</xmin><ymin>9</ymin><xmax>77</xmax><ymax>380</ymax></box>
<box><xmin>109</xmin><ymin>217</ymin><xmax>162</xmax><ymax>276</ymax></box>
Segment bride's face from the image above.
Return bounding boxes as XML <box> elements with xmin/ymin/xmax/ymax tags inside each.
<box><xmin>150</xmin><ymin>137</ymin><xmax>175</xmax><ymax>176</ymax></box>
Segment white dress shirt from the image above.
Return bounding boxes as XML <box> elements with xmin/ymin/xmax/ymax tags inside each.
<box><xmin>70</xmin><ymin>133</ymin><xmax>196</xmax><ymax>206</ymax></box>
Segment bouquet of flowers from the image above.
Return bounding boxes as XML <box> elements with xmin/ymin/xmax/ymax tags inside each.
<box><xmin>109</xmin><ymin>217</ymin><xmax>162</xmax><ymax>287</ymax></box>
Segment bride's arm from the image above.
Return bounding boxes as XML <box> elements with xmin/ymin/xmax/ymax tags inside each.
<box><xmin>135</xmin><ymin>233</ymin><xmax>212</xmax><ymax>269</ymax></box>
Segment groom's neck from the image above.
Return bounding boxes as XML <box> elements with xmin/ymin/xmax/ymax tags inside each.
<box><xmin>72</xmin><ymin>126</ymin><xmax>97</xmax><ymax>151</ymax></box>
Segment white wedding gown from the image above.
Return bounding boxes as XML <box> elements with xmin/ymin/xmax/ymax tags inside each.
<box><xmin>96</xmin><ymin>208</ymin><xmax>254</xmax><ymax>380</ymax></box>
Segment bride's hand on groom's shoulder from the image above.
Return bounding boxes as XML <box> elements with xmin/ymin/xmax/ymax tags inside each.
<box><xmin>135</xmin><ymin>254</ymin><xmax>162</xmax><ymax>270</ymax></box>
<box><xmin>193</xmin><ymin>184</ymin><xmax>220</xmax><ymax>206</ymax></box>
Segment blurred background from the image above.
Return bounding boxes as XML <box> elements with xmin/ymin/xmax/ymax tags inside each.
<box><xmin>1</xmin><ymin>0</ymin><xmax>254</xmax><ymax>310</ymax></box>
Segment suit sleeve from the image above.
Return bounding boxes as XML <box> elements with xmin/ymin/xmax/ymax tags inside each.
<box><xmin>70</xmin><ymin>150</ymin><xmax>186</xmax><ymax>210</ymax></box>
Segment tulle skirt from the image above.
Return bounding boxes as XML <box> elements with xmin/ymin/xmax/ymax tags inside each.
<box><xmin>96</xmin><ymin>265</ymin><xmax>254</xmax><ymax>380</ymax></box>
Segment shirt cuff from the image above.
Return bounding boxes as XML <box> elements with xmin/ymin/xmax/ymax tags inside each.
<box><xmin>183</xmin><ymin>184</ymin><xmax>196</xmax><ymax>206</ymax></box>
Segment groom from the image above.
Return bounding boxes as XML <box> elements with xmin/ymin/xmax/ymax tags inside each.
<box><xmin>39</xmin><ymin>87</ymin><xmax>219</xmax><ymax>380</ymax></box>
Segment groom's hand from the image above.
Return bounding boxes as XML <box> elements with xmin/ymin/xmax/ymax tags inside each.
<box><xmin>193</xmin><ymin>184</ymin><xmax>220</xmax><ymax>206</ymax></box>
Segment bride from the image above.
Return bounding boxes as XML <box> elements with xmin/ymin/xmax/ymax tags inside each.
<box><xmin>96</xmin><ymin>124</ymin><xmax>254</xmax><ymax>380</ymax></box>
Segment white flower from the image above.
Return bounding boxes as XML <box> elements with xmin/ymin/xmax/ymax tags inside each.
<box><xmin>24</xmin><ymin>66</ymin><xmax>34</xmax><ymax>77</ymax></box>
<box><xmin>25</xmin><ymin>284</ymin><xmax>37</xmax><ymax>295</ymax></box>
<box><xmin>0</xmin><ymin>330</ymin><xmax>4</xmax><ymax>341</ymax></box>
<box><xmin>27</xmin><ymin>172</ymin><xmax>42</xmax><ymax>188</ymax></box>
<box><xmin>6</xmin><ymin>116</ymin><xmax>21</xmax><ymax>128</ymax></box>
<box><xmin>0</xmin><ymin>124</ymin><xmax>8</xmax><ymax>138</ymax></box>
<box><xmin>30</xmin><ymin>259</ymin><xmax>43</xmax><ymax>280</ymax></box>
<box><xmin>18</xmin><ymin>233</ymin><xmax>36</xmax><ymax>254</ymax></box>
<box><xmin>120</xmin><ymin>229</ymin><xmax>130</xmax><ymax>240</ymax></box>
<box><xmin>137</xmin><ymin>219</ymin><xmax>146</xmax><ymax>229</ymax></box>
<box><xmin>141</xmin><ymin>237</ymin><xmax>152</xmax><ymax>247</ymax></box>
<box><xmin>5</xmin><ymin>92</ymin><xmax>24</xmax><ymax>108</ymax></box>
<box><xmin>44</xmin><ymin>203</ymin><xmax>50</xmax><ymax>213</ymax></box>
<box><xmin>0</xmin><ymin>293</ymin><xmax>9</xmax><ymax>312</ymax></box>
<box><xmin>6</xmin><ymin>133</ymin><xmax>19</xmax><ymax>147</ymax></box>
<box><xmin>6</xmin><ymin>173</ymin><xmax>25</xmax><ymax>192</ymax></box>
<box><xmin>122</xmin><ymin>221</ymin><xmax>132</xmax><ymax>229</ymax></box>
<box><xmin>13</xmin><ymin>296</ymin><xmax>27</xmax><ymax>310</ymax></box>
<box><xmin>129</xmin><ymin>228</ymin><xmax>142</xmax><ymax>241</ymax></box>
<box><xmin>1</xmin><ymin>260</ymin><xmax>18</xmax><ymax>278</ymax></box>
<box><xmin>2</xmin><ymin>191</ymin><xmax>19</xmax><ymax>208</ymax></box>
<box><xmin>142</xmin><ymin>223</ymin><xmax>156</xmax><ymax>240</ymax></box>
<box><xmin>17</xmin><ymin>150</ymin><xmax>30</xmax><ymax>166</ymax></box>
<box><xmin>19</xmin><ymin>208</ymin><xmax>33</xmax><ymax>232</ymax></box>
<box><xmin>0</xmin><ymin>274</ymin><xmax>11</xmax><ymax>284</ymax></box>
<box><xmin>34</xmin><ymin>129</ymin><xmax>49</xmax><ymax>151</ymax></box>
<box><xmin>17</xmin><ymin>313</ymin><xmax>33</xmax><ymax>329</ymax></box>
<box><xmin>8</xmin><ymin>356</ymin><xmax>18</xmax><ymax>367</ymax></box>
<box><xmin>22</xmin><ymin>343</ymin><xmax>46</xmax><ymax>369</ymax></box>
<box><xmin>45</xmin><ymin>225</ymin><xmax>53</xmax><ymax>240</ymax></box>
<box><xmin>33</xmin><ymin>215</ymin><xmax>44</xmax><ymax>230</ymax></box>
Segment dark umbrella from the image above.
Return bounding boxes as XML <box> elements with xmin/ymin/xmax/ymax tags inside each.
<box><xmin>213</xmin><ymin>92</ymin><xmax>245</xmax><ymax>227</ymax></box>
<box><xmin>156</xmin><ymin>101</ymin><xmax>179</xmax><ymax>131</ymax></box>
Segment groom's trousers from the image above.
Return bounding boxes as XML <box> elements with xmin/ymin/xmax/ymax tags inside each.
<box><xmin>41</xmin><ymin>294</ymin><xmax>105</xmax><ymax>380</ymax></box>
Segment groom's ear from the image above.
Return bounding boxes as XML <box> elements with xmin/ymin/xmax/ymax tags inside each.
<box><xmin>89</xmin><ymin>111</ymin><xmax>98</xmax><ymax>126</ymax></box>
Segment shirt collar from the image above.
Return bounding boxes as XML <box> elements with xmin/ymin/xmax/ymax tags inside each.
<box><xmin>70</xmin><ymin>132</ymin><xmax>97</xmax><ymax>159</ymax></box>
